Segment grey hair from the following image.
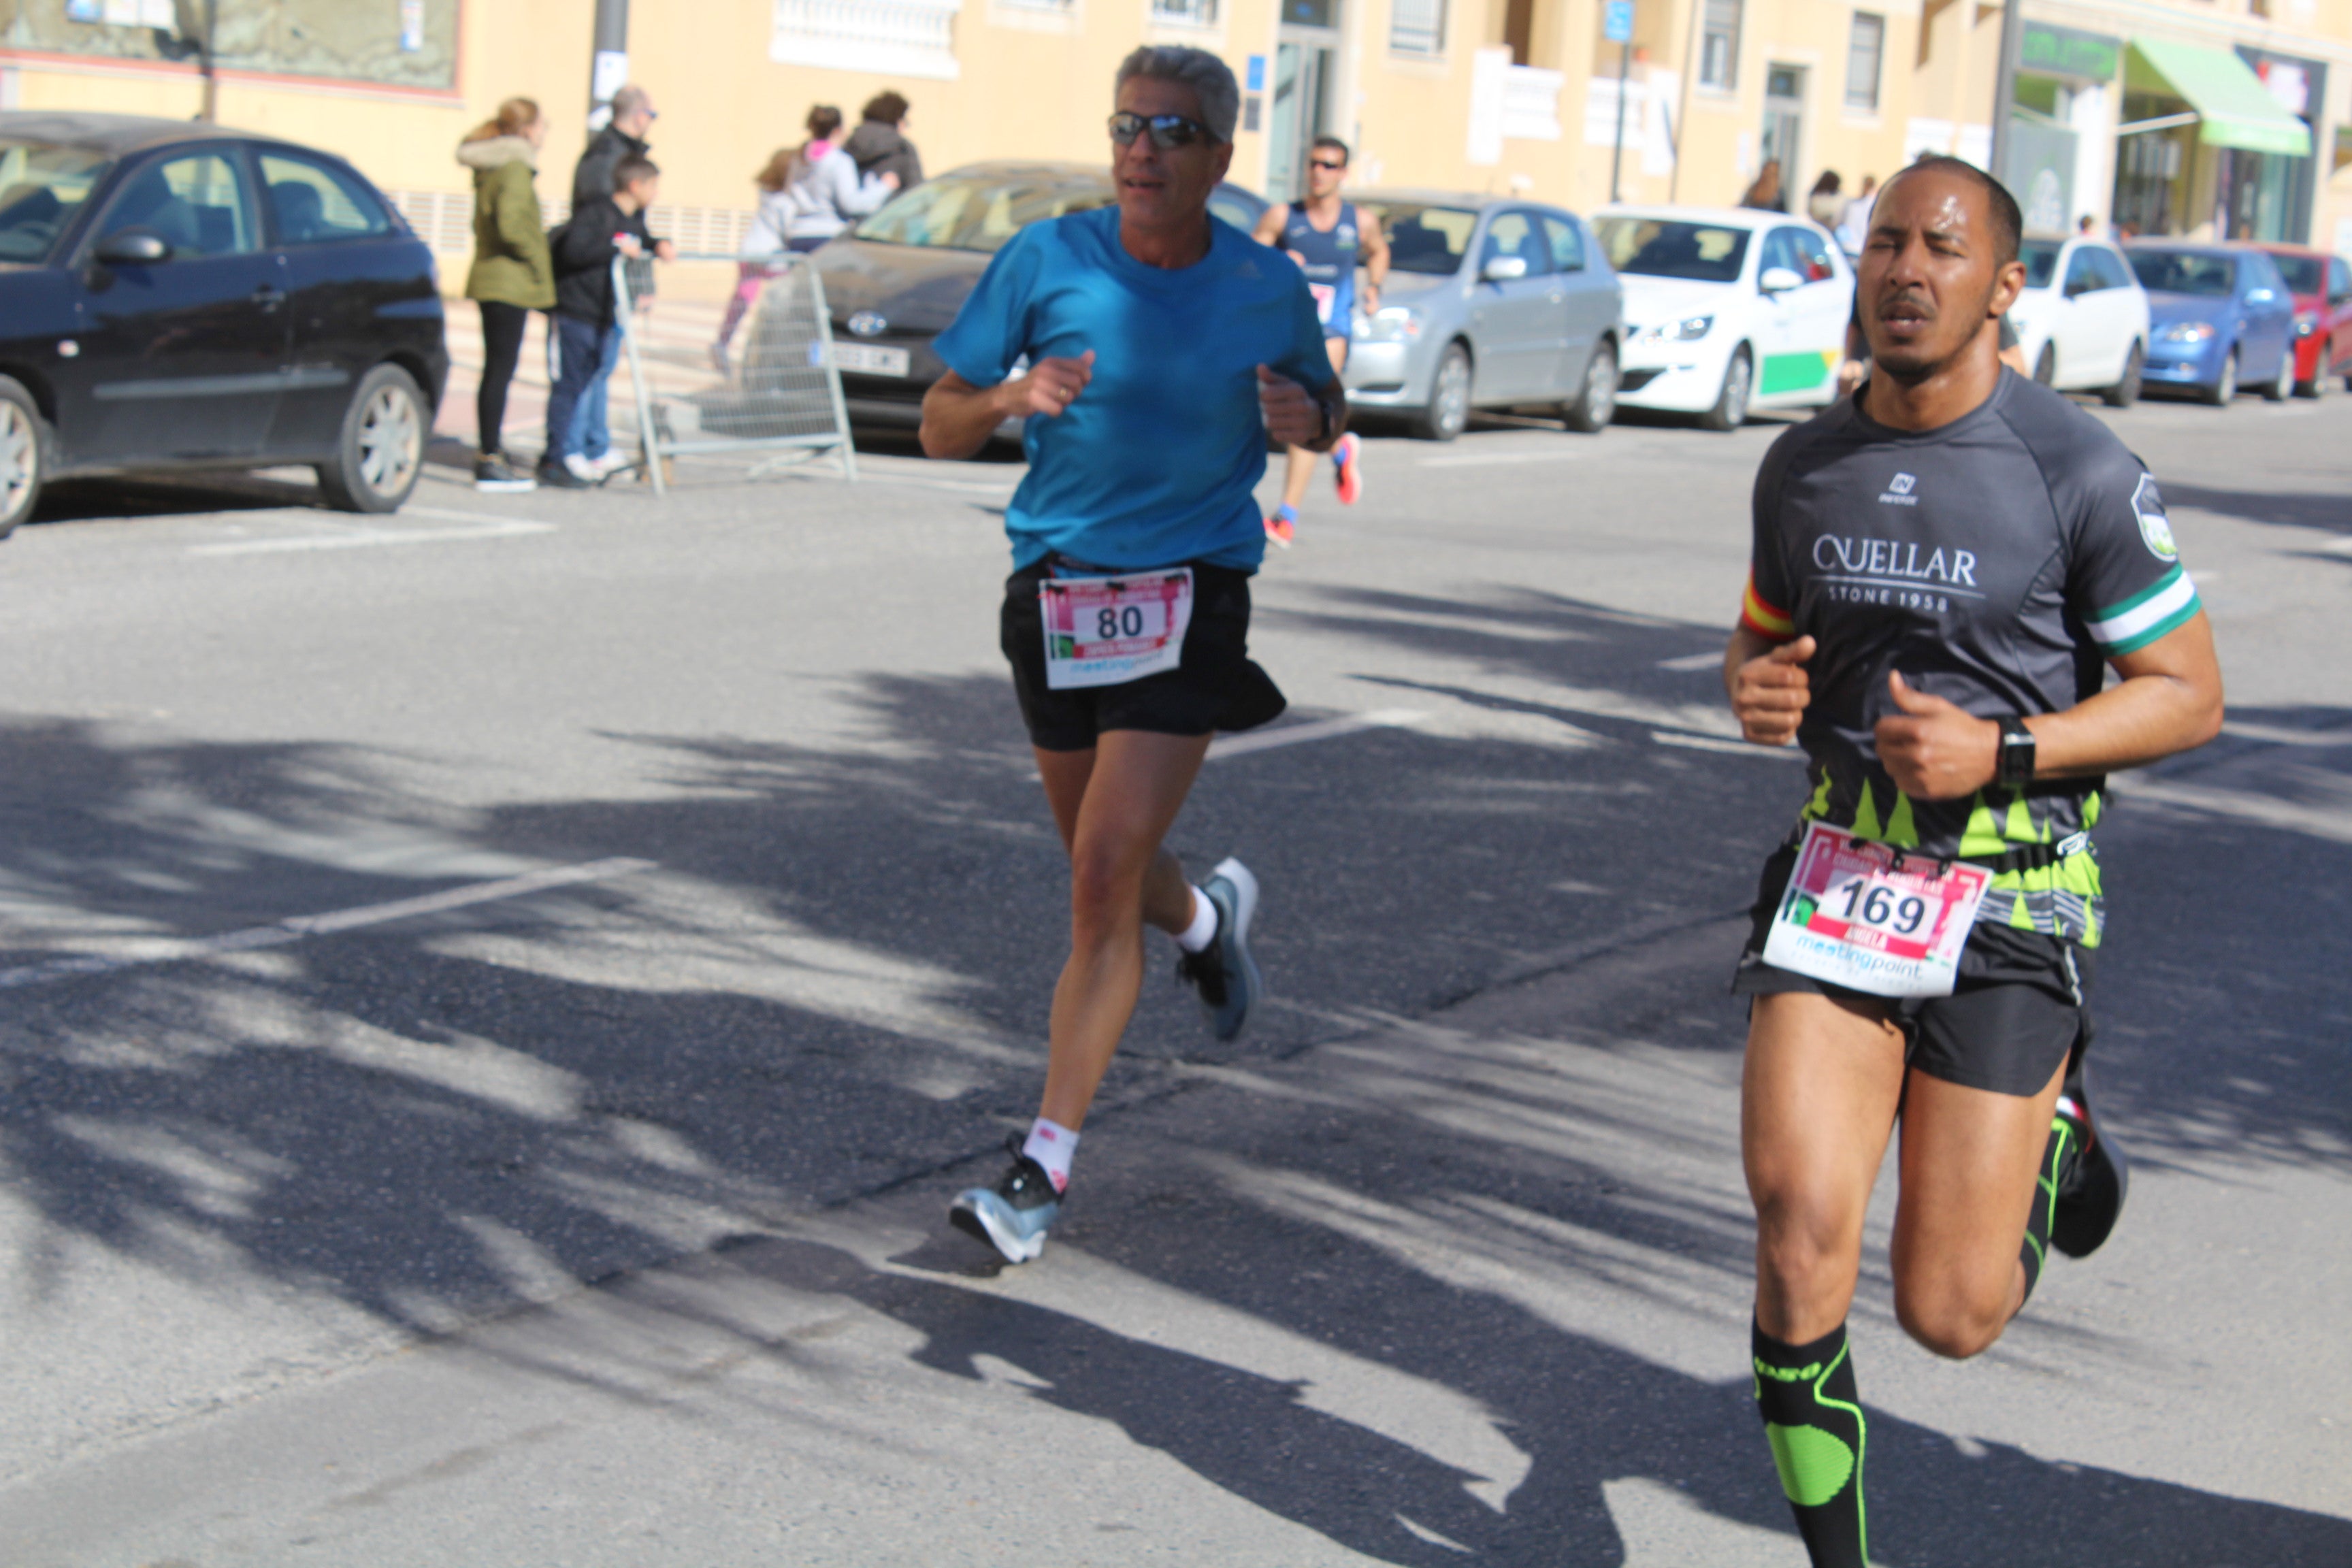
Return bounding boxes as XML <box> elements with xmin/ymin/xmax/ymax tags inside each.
<box><xmin>1115</xmin><ymin>46</ymin><xmax>1240</xmax><ymax>144</ymax></box>
<box><xmin>610</xmin><ymin>83</ymin><xmax>652</xmax><ymax>120</ymax></box>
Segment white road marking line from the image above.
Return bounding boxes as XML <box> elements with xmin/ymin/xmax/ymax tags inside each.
<box><xmin>2321</xmin><ymin>536</ymin><xmax>2352</xmax><ymax>557</ymax></box>
<box><xmin>1207</xmin><ymin>709</ymin><xmax>1426</xmax><ymax>762</ymax></box>
<box><xmin>1657</xmin><ymin>651</ymin><xmax>1725</xmax><ymax>672</ymax></box>
<box><xmin>1650</xmin><ymin>730</ymin><xmax>1802</xmax><ymax>759</ymax></box>
<box><xmin>1416</xmin><ymin>447</ymin><xmax>1597</xmax><ymax>469</ymax></box>
<box><xmin>191</xmin><ymin>519</ymin><xmax>555</xmax><ymax>555</ymax></box>
<box><xmin>0</xmin><ymin>858</ymin><xmax>655</xmax><ymax>991</ymax></box>
<box><xmin>402</xmin><ymin>504</ymin><xmax>564</xmax><ymax>527</ymax></box>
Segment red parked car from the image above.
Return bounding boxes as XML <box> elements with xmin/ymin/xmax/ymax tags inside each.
<box><xmin>2251</xmin><ymin>244</ymin><xmax>2352</xmax><ymax>397</ymax></box>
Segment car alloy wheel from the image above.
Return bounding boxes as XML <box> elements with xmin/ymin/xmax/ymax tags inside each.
<box><xmin>2308</xmin><ymin>350</ymin><xmax>2331</xmax><ymax>399</ymax></box>
<box><xmin>318</xmin><ymin>363</ymin><xmax>428</xmax><ymax>513</ymax></box>
<box><xmin>1563</xmin><ymin>340</ymin><xmax>1617</xmax><ymax>434</ymax></box>
<box><xmin>2202</xmin><ymin>350</ymin><xmax>2236</xmax><ymax>407</ymax></box>
<box><xmin>0</xmin><ymin>376</ymin><xmax>46</xmax><ymax>540</ymax></box>
<box><xmin>1700</xmin><ymin>347</ymin><xmax>1751</xmax><ymax>431</ymax></box>
<box><xmin>2103</xmin><ymin>342</ymin><xmax>2143</xmax><ymax>409</ymax></box>
<box><xmin>1414</xmin><ymin>343</ymin><xmax>1472</xmax><ymax>442</ymax></box>
<box><xmin>2261</xmin><ymin>350</ymin><xmax>2293</xmax><ymax>402</ymax></box>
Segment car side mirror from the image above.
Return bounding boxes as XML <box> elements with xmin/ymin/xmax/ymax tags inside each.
<box><xmin>95</xmin><ymin>228</ymin><xmax>172</xmax><ymax>265</ymax></box>
<box><xmin>1481</xmin><ymin>255</ymin><xmax>1529</xmax><ymax>282</ymax></box>
<box><xmin>1758</xmin><ymin>265</ymin><xmax>1803</xmax><ymax>294</ymax></box>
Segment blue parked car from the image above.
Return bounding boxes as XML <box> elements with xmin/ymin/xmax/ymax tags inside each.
<box><xmin>2125</xmin><ymin>243</ymin><xmax>2298</xmax><ymax>406</ymax></box>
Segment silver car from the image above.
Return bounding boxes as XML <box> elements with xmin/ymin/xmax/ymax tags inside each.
<box><xmin>1343</xmin><ymin>191</ymin><xmax>1624</xmax><ymax>440</ymax></box>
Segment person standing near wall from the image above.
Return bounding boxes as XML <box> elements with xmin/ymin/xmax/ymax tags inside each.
<box><xmin>1806</xmin><ymin>169</ymin><xmax>1844</xmax><ymax>228</ymax></box>
<box><xmin>1834</xmin><ymin>174</ymin><xmax>1879</xmax><ymax>257</ymax></box>
<box><xmin>1742</xmin><ymin>159</ymin><xmax>1788</xmax><ymax>213</ymax></box>
<box><xmin>577</xmin><ymin>85</ymin><xmax>659</xmax><ymax>314</ymax></box>
<box><xmin>542</xmin><ymin>156</ymin><xmax>672</xmax><ymax>489</ymax></box>
<box><xmin>458</xmin><ymin>97</ymin><xmax>554</xmax><ymax>494</ymax></box>
<box><xmin>843</xmin><ymin>91</ymin><xmax>923</xmax><ymax>193</ymax></box>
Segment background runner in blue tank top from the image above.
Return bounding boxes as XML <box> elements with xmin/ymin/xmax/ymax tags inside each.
<box><xmin>1252</xmin><ymin>135</ymin><xmax>1388</xmax><ymax>546</ymax></box>
<box><xmin>1722</xmin><ymin>157</ymin><xmax>2223</xmax><ymax>1568</ymax></box>
<box><xmin>920</xmin><ymin>46</ymin><xmax>1349</xmax><ymax>1270</ymax></box>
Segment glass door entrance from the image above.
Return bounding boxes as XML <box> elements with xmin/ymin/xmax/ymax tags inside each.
<box><xmin>1269</xmin><ymin>2</ymin><xmax>1340</xmax><ymax>203</ymax></box>
<box><xmin>1762</xmin><ymin>65</ymin><xmax>1806</xmax><ymax>191</ymax></box>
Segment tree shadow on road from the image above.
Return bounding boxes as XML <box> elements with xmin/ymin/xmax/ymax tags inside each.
<box><xmin>0</xmin><ymin>587</ymin><xmax>2347</xmax><ymax>1556</ymax></box>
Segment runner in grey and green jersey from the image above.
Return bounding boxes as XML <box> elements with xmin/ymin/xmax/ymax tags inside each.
<box><xmin>1722</xmin><ymin>156</ymin><xmax>2224</xmax><ymax>1568</ymax></box>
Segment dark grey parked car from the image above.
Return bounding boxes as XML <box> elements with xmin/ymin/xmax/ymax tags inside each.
<box><xmin>803</xmin><ymin>160</ymin><xmax>1267</xmax><ymax>429</ymax></box>
<box><xmin>0</xmin><ymin>112</ymin><xmax>447</xmax><ymax>536</ymax></box>
<box><xmin>1344</xmin><ymin>190</ymin><xmax>1623</xmax><ymax>440</ymax></box>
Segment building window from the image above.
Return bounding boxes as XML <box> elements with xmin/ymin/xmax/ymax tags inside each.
<box><xmin>1390</xmin><ymin>0</ymin><xmax>1444</xmax><ymax>55</ymax></box>
<box><xmin>1152</xmin><ymin>0</ymin><xmax>1218</xmax><ymax>23</ymax></box>
<box><xmin>1845</xmin><ymin>12</ymin><xmax>1882</xmax><ymax>110</ymax></box>
<box><xmin>770</xmin><ymin>0</ymin><xmax>964</xmax><ymax>80</ymax></box>
<box><xmin>1700</xmin><ymin>0</ymin><xmax>1740</xmax><ymax>91</ymax></box>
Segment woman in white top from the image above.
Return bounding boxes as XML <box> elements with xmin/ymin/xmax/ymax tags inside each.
<box><xmin>713</xmin><ymin>106</ymin><xmax>898</xmax><ymax>368</ymax></box>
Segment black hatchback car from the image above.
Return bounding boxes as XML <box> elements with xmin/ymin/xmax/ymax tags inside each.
<box><xmin>0</xmin><ymin>112</ymin><xmax>448</xmax><ymax>536</ymax></box>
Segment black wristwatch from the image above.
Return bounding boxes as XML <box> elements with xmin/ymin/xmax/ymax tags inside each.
<box><xmin>1994</xmin><ymin>716</ymin><xmax>2037</xmax><ymax>787</ymax></box>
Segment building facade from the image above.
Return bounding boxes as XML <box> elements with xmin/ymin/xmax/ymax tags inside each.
<box><xmin>1</xmin><ymin>0</ymin><xmax>2345</xmax><ymax>301</ymax></box>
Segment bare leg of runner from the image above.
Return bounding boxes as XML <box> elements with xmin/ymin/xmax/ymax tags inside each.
<box><xmin>1032</xmin><ymin>729</ymin><xmax>1211</xmax><ymax>1130</ymax></box>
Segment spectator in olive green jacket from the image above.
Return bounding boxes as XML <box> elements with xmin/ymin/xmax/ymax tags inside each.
<box><xmin>459</xmin><ymin>97</ymin><xmax>555</xmax><ymax>493</ymax></box>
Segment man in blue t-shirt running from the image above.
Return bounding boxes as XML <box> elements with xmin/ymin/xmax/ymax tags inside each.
<box><xmin>920</xmin><ymin>45</ymin><xmax>1344</xmax><ymax>1266</ymax></box>
<box><xmin>1253</xmin><ymin>135</ymin><xmax>1388</xmax><ymax>547</ymax></box>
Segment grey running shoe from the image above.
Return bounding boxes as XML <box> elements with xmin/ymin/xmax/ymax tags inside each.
<box><xmin>949</xmin><ymin>1137</ymin><xmax>1062</xmax><ymax>1264</ymax></box>
<box><xmin>2051</xmin><ymin>1054</ymin><xmax>2128</xmax><ymax>1258</ymax></box>
<box><xmin>1175</xmin><ymin>857</ymin><xmax>1262</xmax><ymax>1042</ymax></box>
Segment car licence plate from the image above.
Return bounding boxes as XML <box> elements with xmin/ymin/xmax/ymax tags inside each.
<box><xmin>828</xmin><ymin>342</ymin><xmax>911</xmax><ymax>376</ymax></box>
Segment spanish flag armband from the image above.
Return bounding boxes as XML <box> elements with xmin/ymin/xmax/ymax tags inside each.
<box><xmin>1740</xmin><ymin>572</ymin><xmax>1795</xmax><ymax>643</ymax></box>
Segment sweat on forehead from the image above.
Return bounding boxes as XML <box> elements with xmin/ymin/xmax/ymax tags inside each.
<box><xmin>1879</xmin><ymin>157</ymin><xmax>2021</xmax><ymax>267</ymax></box>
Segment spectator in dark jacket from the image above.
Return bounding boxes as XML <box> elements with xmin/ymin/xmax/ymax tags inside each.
<box><xmin>542</xmin><ymin>155</ymin><xmax>672</xmax><ymax>488</ymax></box>
<box><xmin>573</xmin><ymin>83</ymin><xmax>657</xmax><ymax>208</ymax></box>
<box><xmin>842</xmin><ymin>91</ymin><xmax>923</xmax><ymax>192</ymax></box>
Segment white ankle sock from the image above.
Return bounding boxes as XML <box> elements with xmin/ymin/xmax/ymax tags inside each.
<box><xmin>1022</xmin><ymin>1117</ymin><xmax>1079</xmax><ymax>1193</ymax></box>
<box><xmin>1175</xmin><ymin>885</ymin><xmax>1220</xmax><ymax>953</ymax></box>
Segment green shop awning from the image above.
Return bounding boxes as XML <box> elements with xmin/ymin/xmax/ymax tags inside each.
<box><xmin>2127</xmin><ymin>37</ymin><xmax>2312</xmax><ymax>157</ymax></box>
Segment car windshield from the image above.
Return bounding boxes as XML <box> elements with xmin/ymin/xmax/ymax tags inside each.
<box><xmin>2267</xmin><ymin>253</ymin><xmax>2322</xmax><ymax>295</ymax></box>
<box><xmin>1357</xmin><ymin>201</ymin><xmax>1479</xmax><ymax>275</ymax></box>
<box><xmin>0</xmin><ymin>140</ymin><xmax>114</xmax><ymax>263</ymax></box>
<box><xmin>2019</xmin><ymin>241</ymin><xmax>2061</xmax><ymax>289</ymax></box>
<box><xmin>853</xmin><ymin>174</ymin><xmax>1113</xmax><ymax>252</ymax></box>
<box><xmin>2129</xmin><ymin>250</ymin><xmax>2235</xmax><ymax>297</ymax></box>
<box><xmin>1593</xmin><ymin>218</ymin><xmax>1750</xmax><ymax>282</ymax></box>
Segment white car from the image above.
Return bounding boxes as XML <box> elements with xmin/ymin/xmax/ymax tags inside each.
<box><xmin>2004</xmin><ymin>234</ymin><xmax>2151</xmax><ymax>406</ymax></box>
<box><xmin>1593</xmin><ymin>205</ymin><xmax>1855</xmax><ymax>429</ymax></box>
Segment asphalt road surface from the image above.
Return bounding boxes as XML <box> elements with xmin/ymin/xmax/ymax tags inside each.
<box><xmin>0</xmin><ymin>390</ymin><xmax>2346</xmax><ymax>1567</ymax></box>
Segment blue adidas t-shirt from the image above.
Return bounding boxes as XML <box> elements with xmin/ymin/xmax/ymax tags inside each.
<box><xmin>934</xmin><ymin>205</ymin><xmax>1333</xmax><ymax>572</ymax></box>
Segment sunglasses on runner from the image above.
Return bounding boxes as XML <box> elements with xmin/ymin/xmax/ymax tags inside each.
<box><xmin>1308</xmin><ymin>158</ymin><xmax>1347</xmax><ymax>171</ymax></box>
<box><xmin>1108</xmin><ymin>112</ymin><xmax>1216</xmax><ymax>149</ymax></box>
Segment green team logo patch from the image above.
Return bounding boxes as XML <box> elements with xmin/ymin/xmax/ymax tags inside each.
<box><xmin>2132</xmin><ymin>474</ymin><xmax>2178</xmax><ymax>561</ymax></box>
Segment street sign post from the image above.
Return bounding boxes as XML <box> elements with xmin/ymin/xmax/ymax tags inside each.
<box><xmin>1607</xmin><ymin>0</ymin><xmax>1634</xmax><ymax>201</ymax></box>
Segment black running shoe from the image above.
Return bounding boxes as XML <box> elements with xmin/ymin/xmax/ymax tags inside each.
<box><xmin>536</xmin><ymin>460</ymin><xmax>591</xmax><ymax>491</ymax></box>
<box><xmin>949</xmin><ymin>1137</ymin><xmax>1062</xmax><ymax>1264</ymax></box>
<box><xmin>2051</xmin><ymin>1054</ymin><xmax>2129</xmax><ymax>1259</ymax></box>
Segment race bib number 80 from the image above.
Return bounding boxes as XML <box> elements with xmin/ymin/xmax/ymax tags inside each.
<box><xmin>1761</xmin><ymin>821</ymin><xmax>1990</xmax><ymax>998</ymax></box>
<box><xmin>1040</xmin><ymin>569</ymin><xmax>1194</xmax><ymax>690</ymax></box>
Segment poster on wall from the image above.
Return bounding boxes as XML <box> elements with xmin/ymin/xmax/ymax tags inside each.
<box><xmin>0</xmin><ymin>0</ymin><xmax>459</xmax><ymax>91</ymax></box>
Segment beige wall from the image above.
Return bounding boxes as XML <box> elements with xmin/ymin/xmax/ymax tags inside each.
<box><xmin>5</xmin><ymin>0</ymin><xmax>2347</xmax><ymax>285</ymax></box>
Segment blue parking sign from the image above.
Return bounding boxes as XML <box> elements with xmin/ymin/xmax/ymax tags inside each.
<box><xmin>1604</xmin><ymin>0</ymin><xmax>1633</xmax><ymax>42</ymax></box>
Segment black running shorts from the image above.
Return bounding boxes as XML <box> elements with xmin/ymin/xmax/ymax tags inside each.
<box><xmin>1000</xmin><ymin>558</ymin><xmax>1287</xmax><ymax>753</ymax></box>
<box><xmin>1731</xmin><ymin>842</ymin><xmax>2093</xmax><ymax>1098</ymax></box>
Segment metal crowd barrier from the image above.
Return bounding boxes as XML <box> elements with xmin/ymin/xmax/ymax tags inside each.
<box><xmin>609</xmin><ymin>250</ymin><xmax>858</xmax><ymax>495</ymax></box>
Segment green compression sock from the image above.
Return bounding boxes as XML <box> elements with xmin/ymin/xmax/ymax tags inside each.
<box><xmin>1753</xmin><ymin>1318</ymin><xmax>1868</xmax><ymax>1567</ymax></box>
<box><xmin>2018</xmin><ymin>1111</ymin><xmax>2078</xmax><ymax>1308</ymax></box>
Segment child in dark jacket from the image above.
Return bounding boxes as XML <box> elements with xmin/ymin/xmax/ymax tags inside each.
<box><xmin>541</xmin><ymin>155</ymin><xmax>672</xmax><ymax>487</ymax></box>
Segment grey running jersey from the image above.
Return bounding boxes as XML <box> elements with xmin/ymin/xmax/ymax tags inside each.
<box><xmin>1740</xmin><ymin>372</ymin><xmax>2202</xmax><ymax>945</ymax></box>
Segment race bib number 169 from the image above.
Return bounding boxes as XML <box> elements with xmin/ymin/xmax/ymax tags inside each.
<box><xmin>1760</xmin><ymin>821</ymin><xmax>1990</xmax><ymax>998</ymax></box>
